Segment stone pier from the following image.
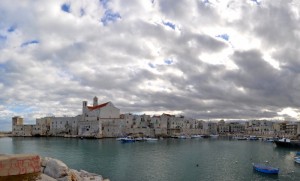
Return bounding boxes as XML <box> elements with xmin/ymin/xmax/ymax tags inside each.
<box><xmin>0</xmin><ymin>154</ymin><xmax>40</xmax><ymax>177</ymax></box>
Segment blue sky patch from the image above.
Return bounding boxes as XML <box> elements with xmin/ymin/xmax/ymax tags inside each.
<box><xmin>0</xmin><ymin>63</ymin><xmax>7</xmax><ymax>70</ymax></box>
<box><xmin>164</xmin><ymin>59</ymin><xmax>173</xmax><ymax>65</ymax></box>
<box><xmin>163</xmin><ymin>21</ymin><xmax>176</xmax><ymax>30</ymax></box>
<box><xmin>80</xmin><ymin>8</ymin><xmax>85</xmax><ymax>16</ymax></box>
<box><xmin>61</xmin><ymin>3</ymin><xmax>71</xmax><ymax>13</ymax></box>
<box><xmin>100</xmin><ymin>0</ymin><xmax>109</xmax><ymax>9</ymax></box>
<box><xmin>216</xmin><ymin>34</ymin><xmax>229</xmax><ymax>41</ymax></box>
<box><xmin>8</xmin><ymin>104</ymin><xmax>37</xmax><ymax>114</ymax></box>
<box><xmin>21</xmin><ymin>40</ymin><xmax>39</xmax><ymax>47</ymax></box>
<box><xmin>7</xmin><ymin>25</ymin><xmax>16</xmax><ymax>32</ymax></box>
<box><xmin>250</xmin><ymin>0</ymin><xmax>260</xmax><ymax>5</ymax></box>
<box><xmin>0</xmin><ymin>35</ymin><xmax>7</xmax><ymax>41</ymax></box>
<box><xmin>148</xmin><ymin>63</ymin><xmax>155</xmax><ymax>69</ymax></box>
<box><xmin>202</xmin><ymin>0</ymin><xmax>210</xmax><ymax>4</ymax></box>
<box><xmin>101</xmin><ymin>9</ymin><xmax>121</xmax><ymax>25</ymax></box>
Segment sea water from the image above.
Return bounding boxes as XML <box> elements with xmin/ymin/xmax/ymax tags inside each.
<box><xmin>0</xmin><ymin>137</ymin><xmax>299</xmax><ymax>181</ymax></box>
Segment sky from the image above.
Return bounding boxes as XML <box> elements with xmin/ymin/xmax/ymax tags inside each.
<box><xmin>1</xmin><ymin>0</ymin><xmax>300</xmax><ymax>131</ymax></box>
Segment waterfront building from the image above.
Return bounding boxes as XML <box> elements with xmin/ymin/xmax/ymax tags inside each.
<box><xmin>78</xmin><ymin>96</ymin><xmax>121</xmax><ymax>138</ymax></box>
<box><xmin>217</xmin><ymin>120</ymin><xmax>230</xmax><ymax>134</ymax></box>
<box><xmin>285</xmin><ymin>123</ymin><xmax>298</xmax><ymax>136</ymax></box>
<box><xmin>49</xmin><ymin>116</ymin><xmax>81</xmax><ymax>136</ymax></box>
<box><xmin>229</xmin><ymin>122</ymin><xmax>245</xmax><ymax>134</ymax></box>
<box><xmin>13</xmin><ymin>96</ymin><xmax>299</xmax><ymax>138</ymax></box>
<box><xmin>297</xmin><ymin>122</ymin><xmax>300</xmax><ymax>136</ymax></box>
<box><xmin>245</xmin><ymin>120</ymin><xmax>274</xmax><ymax>136</ymax></box>
<box><xmin>208</xmin><ymin>122</ymin><xmax>218</xmax><ymax>135</ymax></box>
<box><xmin>273</xmin><ymin>122</ymin><xmax>287</xmax><ymax>137</ymax></box>
<box><xmin>12</xmin><ymin>116</ymin><xmax>24</xmax><ymax>136</ymax></box>
<box><xmin>12</xmin><ymin>116</ymin><xmax>36</xmax><ymax>136</ymax></box>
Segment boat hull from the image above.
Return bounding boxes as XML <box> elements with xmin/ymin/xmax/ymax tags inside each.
<box><xmin>253</xmin><ymin>164</ymin><xmax>279</xmax><ymax>174</ymax></box>
<box><xmin>274</xmin><ymin>141</ymin><xmax>300</xmax><ymax>148</ymax></box>
<box><xmin>121</xmin><ymin>139</ymin><xmax>135</xmax><ymax>143</ymax></box>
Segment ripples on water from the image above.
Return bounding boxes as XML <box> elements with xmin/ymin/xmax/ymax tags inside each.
<box><xmin>0</xmin><ymin>137</ymin><xmax>300</xmax><ymax>181</ymax></box>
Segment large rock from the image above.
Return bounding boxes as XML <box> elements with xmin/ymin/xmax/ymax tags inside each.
<box><xmin>69</xmin><ymin>169</ymin><xmax>82</xmax><ymax>181</ymax></box>
<box><xmin>80</xmin><ymin>170</ymin><xmax>103</xmax><ymax>181</ymax></box>
<box><xmin>36</xmin><ymin>173</ymin><xmax>57</xmax><ymax>181</ymax></box>
<box><xmin>0</xmin><ymin>154</ymin><xmax>40</xmax><ymax>176</ymax></box>
<box><xmin>43</xmin><ymin>157</ymin><xmax>69</xmax><ymax>179</ymax></box>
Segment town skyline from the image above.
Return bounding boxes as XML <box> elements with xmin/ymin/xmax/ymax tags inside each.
<box><xmin>1</xmin><ymin>0</ymin><xmax>300</xmax><ymax>131</ymax></box>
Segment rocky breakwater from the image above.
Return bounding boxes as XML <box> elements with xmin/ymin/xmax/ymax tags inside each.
<box><xmin>0</xmin><ymin>154</ymin><xmax>109</xmax><ymax>181</ymax></box>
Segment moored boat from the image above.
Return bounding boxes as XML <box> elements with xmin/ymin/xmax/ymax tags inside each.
<box><xmin>144</xmin><ymin>137</ymin><xmax>158</xmax><ymax>141</ymax></box>
<box><xmin>252</xmin><ymin>163</ymin><xmax>279</xmax><ymax>174</ymax></box>
<box><xmin>295</xmin><ymin>157</ymin><xmax>300</xmax><ymax>164</ymax></box>
<box><xmin>177</xmin><ymin>135</ymin><xmax>187</xmax><ymax>139</ymax></box>
<box><xmin>264</xmin><ymin>137</ymin><xmax>274</xmax><ymax>142</ymax></box>
<box><xmin>233</xmin><ymin>136</ymin><xmax>247</xmax><ymax>140</ymax></box>
<box><xmin>274</xmin><ymin>138</ymin><xmax>300</xmax><ymax>148</ymax></box>
<box><xmin>191</xmin><ymin>135</ymin><xmax>203</xmax><ymax>139</ymax></box>
<box><xmin>120</xmin><ymin>137</ymin><xmax>135</xmax><ymax>143</ymax></box>
<box><xmin>249</xmin><ymin>136</ymin><xmax>259</xmax><ymax>141</ymax></box>
<box><xmin>210</xmin><ymin>134</ymin><xmax>219</xmax><ymax>138</ymax></box>
<box><xmin>202</xmin><ymin>135</ymin><xmax>210</xmax><ymax>138</ymax></box>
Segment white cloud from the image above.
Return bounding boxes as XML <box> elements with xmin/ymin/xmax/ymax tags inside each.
<box><xmin>0</xmin><ymin>0</ymin><xmax>300</xmax><ymax>130</ymax></box>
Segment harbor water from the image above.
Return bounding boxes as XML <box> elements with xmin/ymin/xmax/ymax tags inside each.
<box><xmin>0</xmin><ymin>137</ymin><xmax>300</xmax><ymax>181</ymax></box>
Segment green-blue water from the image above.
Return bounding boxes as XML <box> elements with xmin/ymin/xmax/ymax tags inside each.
<box><xmin>0</xmin><ymin>137</ymin><xmax>300</xmax><ymax>181</ymax></box>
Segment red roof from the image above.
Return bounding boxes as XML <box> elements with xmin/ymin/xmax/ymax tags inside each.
<box><xmin>162</xmin><ymin>113</ymin><xmax>174</xmax><ymax>117</ymax></box>
<box><xmin>87</xmin><ymin>102</ymin><xmax>109</xmax><ymax>111</ymax></box>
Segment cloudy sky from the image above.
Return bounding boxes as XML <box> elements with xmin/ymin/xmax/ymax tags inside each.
<box><xmin>1</xmin><ymin>0</ymin><xmax>300</xmax><ymax>131</ymax></box>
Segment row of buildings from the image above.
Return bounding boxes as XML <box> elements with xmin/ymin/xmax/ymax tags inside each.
<box><xmin>12</xmin><ymin>97</ymin><xmax>300</xmax><ymax>138</ymax></box>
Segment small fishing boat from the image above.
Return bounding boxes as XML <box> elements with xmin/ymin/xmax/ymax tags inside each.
<box><xmin>252</xmin><ymin>163</ymin><xmax>279</xmax><ymax>174</ymax></box>
<box><xmin>144</xmin><ymin>138</ymin><xmax>158</xmax><ymax>141</ymax></box>
<box><xmin>134</xmin><ymin>137</ymin><xmax>144</xmax><ymax>141</ymax></box>
<box><xmin>249</xmin><ymin>136</ymin><xmax>259</xmax><ymax>141</ymax></box>
<box><xmin>274</xmin><ymin>138</ymin><xmax>300</xmax><ymax>148</ymax></box>
<box><xmin>120</xmin><ymin>137</ymin><xmax>135</xmax><ymax>143</ymax></box>
<box><xmin>210</xmin><ymin>134</ymin><xmax>219</xmax><ymax>138</ymax></box>
<box><xmin>295</xmin><ymin>158</ymin><xmax>300</xmax><ymax>164</ymax></box>
<box><xmin>191</xmin><ymin>135</ymin><xmax>203</xmax><ymax>139</ymax></box>
<box><xmin>233</xmin><ymin>136</ymin><xmax>247</xmax><ymax>140</ymax></box>
<box><xmin>177</xmin><ymin>135</ymin><xmax>187</xmax><ymax>139</ymax></box>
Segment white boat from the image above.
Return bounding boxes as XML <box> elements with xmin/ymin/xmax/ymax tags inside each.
<box><xmin>144</xmin><ymin>138</ymin><xmax>158</xmax><ymax>141</ymax></box>
<box><xmin>116</xmin><ymin>137</ymin><xmax>126</xmax><ymax>141</ymax></box>
<box><xmin>233</xmin><ymin>136</ymin><xmax>247</xmax><ymax>140</ymax></box>
<box><xmin>265</xmin><ymin>138</ymin><xmax>274</xmax><ymax>142</ymax></box>
<box><xmin>191</xmin><ymin>135</ymin><xmax>203</xmax><ymax>139</ymax></box>
<box><xmin>278</xmin><ymin>138</ymin><xmax>290</xmax><ymax>142</ymax></box>
<box><xmin>120</xmin><ymin>137</ymin><xmax>135</xmax><ymax>143</ymax></box>
<box><xmin>177</xmin><ymin>135</ymin><xmax>187</xmax><ymax>139</ymax></box>
<box><xmin>210</xmin><ymin>134</ymin><xmax>219</xmax><ymax>138</ymax></box>
<box><xmin>295</xmin><ymin>157</ymin><xmax>300</xmax><ymax>164</ymax></box>
<box><xmin>135</xmin><ymin>137</ymin><xmax>144</xmax><ymax>141</ymax></box>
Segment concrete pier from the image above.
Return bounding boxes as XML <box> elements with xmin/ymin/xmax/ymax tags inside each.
<box><xmin>0</xmin><ymin>154</ymin><xmax>40</xmax><ymax>177</ymax></box>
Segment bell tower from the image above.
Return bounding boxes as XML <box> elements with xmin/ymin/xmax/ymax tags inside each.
<box><xmin>93</xmin><ymin>96</ymin><xmax>98</xmax><ymax>106</ymax></box>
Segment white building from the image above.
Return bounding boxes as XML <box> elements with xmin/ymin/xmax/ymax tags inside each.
<box><xmin>78</xmin><ymin>96</ymin><xmax>122</xmax><ymax>138</ymax></box>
